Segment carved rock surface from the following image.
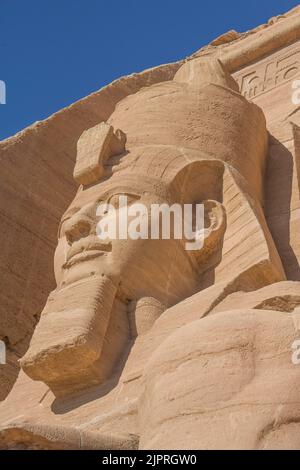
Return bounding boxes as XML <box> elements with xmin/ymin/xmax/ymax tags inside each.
<box><xmin>1</xmin><ymin>6</ymin><xmax>300</xmax><ymax>451</ymax></box>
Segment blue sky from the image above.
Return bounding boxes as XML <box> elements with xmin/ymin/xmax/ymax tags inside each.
<box><xmin>1</xmin><ymin>0</ymin><xmax>300</xmax><ymax>140</ymax></box>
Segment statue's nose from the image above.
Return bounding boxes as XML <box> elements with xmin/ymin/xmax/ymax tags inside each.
<box><xmin>64</xmin><ymin>210</ymin><xmax>93</xmax><ymax>244</ymax></box>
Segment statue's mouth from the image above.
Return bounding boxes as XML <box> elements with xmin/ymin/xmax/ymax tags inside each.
<box><xmin>63</xmin><ymin>237</ymin><xmax>112</xmax><ymax>268</ymax></box>
<box><xmin>63</xmin><ymin>250</ymin><xmax>105</xmax><ymax>268</ymax></box>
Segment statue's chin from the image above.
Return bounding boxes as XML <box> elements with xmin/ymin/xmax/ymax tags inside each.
<box><xmin>20</xmin><ymin>274</ymin><xmax>128</xmax><ymax>398</ymax></box>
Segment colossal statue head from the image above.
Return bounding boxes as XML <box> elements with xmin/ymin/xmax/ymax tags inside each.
<box><xmin>20</xmin><ymin>58</ymin><xmax>285</xmax><ymax>397</ymax></box>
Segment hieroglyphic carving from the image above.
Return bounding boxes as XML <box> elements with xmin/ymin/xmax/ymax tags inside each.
<box><xmin>234</xmin><ymin>41</ymin><xmax>300</xmax><ymax>99</ymax></box>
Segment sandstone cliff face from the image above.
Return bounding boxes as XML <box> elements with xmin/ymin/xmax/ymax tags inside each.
<box><xmin>1</xmin><ymin>6</ymin><xmax>300</xmax><ymax>450</ymax></box>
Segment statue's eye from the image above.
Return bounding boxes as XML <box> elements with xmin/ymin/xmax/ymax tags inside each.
<box><xmin>109</xmin><ymin>195</ymin><xmax>122</xmax><ymax>209</ymax></box>
<box><xmin>109</xmin><ymin>194</ymin><xmax>140</xmax><ymax>209</ymax></box>
<box><xmin>127</xmin><ymin>194</ymin><xmax>141</xmax><ymax>205</ymax></box>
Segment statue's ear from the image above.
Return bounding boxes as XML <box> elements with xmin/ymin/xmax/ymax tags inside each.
<box><xmin>186</xmin><ymin>200</ymin><xmax>226</xmax><ymax>269</ymax></box>
<box><xmin>203</xmin><ymin>199</ymin><xmax>226</xmax><ymax>249</ymax></box>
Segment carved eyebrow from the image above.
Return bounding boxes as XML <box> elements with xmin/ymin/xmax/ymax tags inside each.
<box><xmin>107</xmin><ymin>192</ymin><xmax>141</xmax><ymax>201</ymax></box>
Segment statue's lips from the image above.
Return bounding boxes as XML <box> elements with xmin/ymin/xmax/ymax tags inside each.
<box><xmin>64</xmin><ymin>238</ymin><xmax>112</xmax><ymax>268</ymax></box>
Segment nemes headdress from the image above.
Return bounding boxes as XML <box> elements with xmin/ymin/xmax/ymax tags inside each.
<box><xmin>73</xmin><ymin>57</ymin><xmax>285</xmax><ymax>289</ymax></box>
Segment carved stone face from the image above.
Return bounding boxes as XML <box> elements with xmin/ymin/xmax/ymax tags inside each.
<box><xmin>22</xmin><ymin>57</ymin><xmax>255</xmax><ymax>397</ymax></box>
<box><xmin>55</xmin><ymin>179</ymin><xmax>200</xmax><ymax>304</ymax></box>
<box><xmin>20</xmin><ymin>176</ymin><xmax>214</xmax><ymax>396</ymax></box>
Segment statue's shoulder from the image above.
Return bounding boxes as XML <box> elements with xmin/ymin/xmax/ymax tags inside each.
<box><xmin>151</xmin><ymin>280</ymin><xmax>300</xmax><ymax>341</ymax></box>
<box><xmin>210</xmin><ymin>281</ymin><xmax>300</xmax><ymax>316</ymax></box>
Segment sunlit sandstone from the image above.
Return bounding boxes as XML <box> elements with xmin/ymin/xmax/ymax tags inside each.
<box><xmin>1</xmin><ymin>6</ymin><xmax>300</xmax><ymax>450</ymax></box>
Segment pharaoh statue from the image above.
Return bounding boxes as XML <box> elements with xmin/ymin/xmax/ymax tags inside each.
<box><xmin>0</xmin><ymin>57</ymin><xmax>300</xmax><ymax>450</ymax></box>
